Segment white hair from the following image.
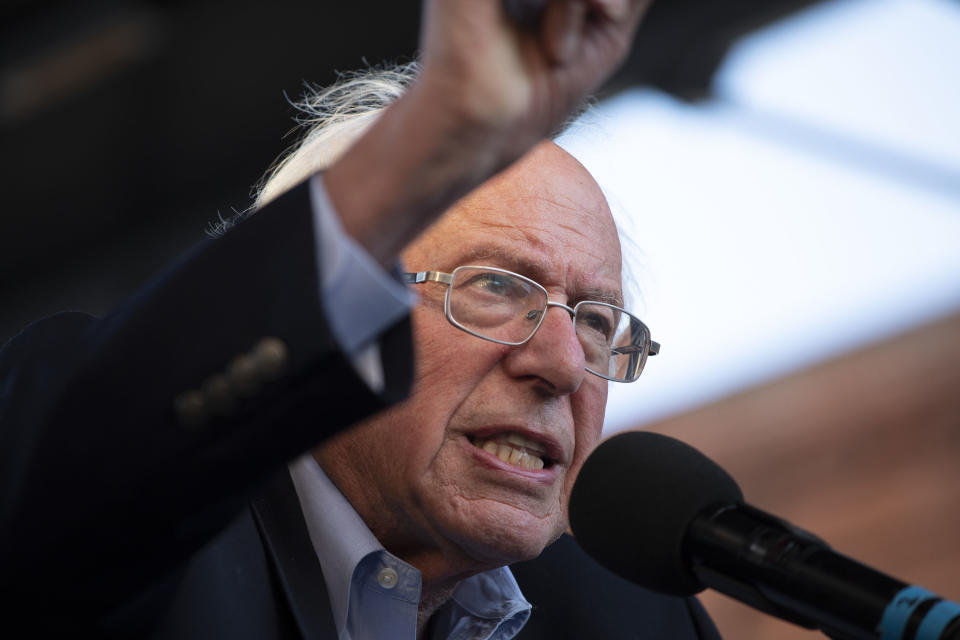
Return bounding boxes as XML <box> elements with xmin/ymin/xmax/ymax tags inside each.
<box><xmin>244</xmin><ymin>59</ymin><xmax>589</xmax><ymax>215</ymax></box>
<box><xmin>212</xmin><ymin>62</ymin><xmax>643</xmax><ymax>315</ymax></box>
<box><xmin>209</xmin><ymin>61</ymin><xmax>420</xmax><ymax>235</ymax></box>
<box><xmin>255</xmin><ymin>62</ymin><xmax>420</xmax><ymax>209</ymax></box>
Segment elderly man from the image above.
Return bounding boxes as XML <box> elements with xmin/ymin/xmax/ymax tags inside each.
<box><xmin>0</xmin><ymin>0</ymin><xmax>718</xmax><ymax>637</ymax></box>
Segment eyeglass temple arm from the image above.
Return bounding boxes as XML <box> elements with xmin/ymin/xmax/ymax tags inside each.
<box><xmin>402</xmin><ymin>271</ymin><xmax>453</xmax><ymax>285</ymax></box>
<box><xmin>611</xmin><ymin>341</ymin><xmax>661</xmax><ymax>357</ymax></box>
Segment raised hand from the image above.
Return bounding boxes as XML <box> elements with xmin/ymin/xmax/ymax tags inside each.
<box><xmin>324</xmin><ymin>0</ymin><xmax>652</xmax><ymax>266</ymax></box>
<box><xmin>417</xmin><ymin>0</ymin><xmax>652</xmax><ymax>157</ymax></box>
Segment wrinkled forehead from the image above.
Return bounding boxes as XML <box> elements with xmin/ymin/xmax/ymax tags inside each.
<box><xmin>404</xmin><ymin>142</ymin><xmax>623</xmax><ymax>303</ymax></box>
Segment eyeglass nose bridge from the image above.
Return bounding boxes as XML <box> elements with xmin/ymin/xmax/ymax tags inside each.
<box><xmin>523</xmin><ymin>301</ymin><xmax>576</xmax><ymax>325</ymax></box>
<box><xmin>514</xmin><ymin>301</ymin><xmax>576</xmax><ymax>350</ymax></box>
<box><xmin>546</xmin><ymin>301</ymin><xmax>576</xmax><ymax>316</ymax></box>
<box><xmin>522</xmin><ymin>301</ymin><xmax>579</xmax><ymax>341</ymax></box>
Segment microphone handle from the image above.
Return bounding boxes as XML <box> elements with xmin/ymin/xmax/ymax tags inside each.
<box><xmin>687</xmin><ymin>503</ymin><xmax>960</xmax><ymax>640</ymax></box>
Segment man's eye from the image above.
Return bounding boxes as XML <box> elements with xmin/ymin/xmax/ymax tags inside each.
<box><xmin>580</xmin><ymin>311</ymin><xmax>613</xmax><ymax>339</ymax></box>
<box><xmin>470</xmin><ymin>273</ymin><xmax>524</xmax><ymax>297</ymax></box>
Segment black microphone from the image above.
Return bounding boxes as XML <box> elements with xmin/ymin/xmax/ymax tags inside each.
<box><xmin>569</xmin><ymin>431</ymin><xmax>960</xmax><ymax>640</ymax></box>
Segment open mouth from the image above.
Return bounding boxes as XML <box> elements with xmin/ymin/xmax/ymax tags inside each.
<box><xmin>467</xmin><ymin>433</ymin><xmax>554</xmax><ymax>471</ymax></box>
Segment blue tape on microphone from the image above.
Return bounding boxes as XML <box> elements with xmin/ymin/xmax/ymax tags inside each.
<box><xmin>916</xmin><ymin>600</ymin><xmax>960</xmax><ymax>640</ymax></box>
<box><xmin>881</xmin><ymin>585</ymin><xmax>960</xmax><ymax>640</ymax></box>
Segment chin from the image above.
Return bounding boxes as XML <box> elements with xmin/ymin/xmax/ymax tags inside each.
<box><xmin>448</xmin><ymin>506</ymin><xmax>566</xmax><ymax>569</ymax></box>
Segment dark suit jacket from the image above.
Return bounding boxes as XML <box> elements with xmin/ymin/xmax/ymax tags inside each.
<box><xmin>0</xmin><ymin>181</ymin><xmax>720</xmax><ymax>638</ymax></box>
<box><xmin>147</xmin><ymin>470</ymin><xmax>721</xmax><ymax>639</ymax></box>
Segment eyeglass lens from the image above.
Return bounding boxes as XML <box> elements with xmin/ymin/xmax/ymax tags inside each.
<box><xmin>448</xmin><ymin>267</ymin><xmax>545</xmax><ymax>343</ymax></box>
<box><xmin>447</xmin><ymin>267</ymin><xmax>648</xmax><ymax>382</ymax></box>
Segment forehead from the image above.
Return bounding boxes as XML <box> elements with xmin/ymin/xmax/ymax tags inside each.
<box><xmin>405</xmin><ymin>143</ymin><xmax>623</xmax><ymax>304</ymax></box>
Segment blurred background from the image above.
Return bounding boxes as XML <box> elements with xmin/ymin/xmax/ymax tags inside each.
<box><xmin>2</xmin><ymin>0</ymin><xmax>958</xmax><ymax>637</ymax></box>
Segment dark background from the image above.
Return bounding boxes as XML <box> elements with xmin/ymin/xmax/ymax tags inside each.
<box><xmin>1</xmin><ymin>0</ymin><xmax>824</xmax><ymax>343</ymax></box>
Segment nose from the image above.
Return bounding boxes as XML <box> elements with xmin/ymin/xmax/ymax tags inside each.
<box><xmin>502</xmin><ymin>302</ymin><xmax>587</xmax><ymax>395</ymax></box>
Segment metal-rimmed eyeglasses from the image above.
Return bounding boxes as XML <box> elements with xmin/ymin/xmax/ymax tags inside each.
<box><xmin>402</xmin><ymin>265</ymin><xmax>659</xmax><ymax>383</ymax></box>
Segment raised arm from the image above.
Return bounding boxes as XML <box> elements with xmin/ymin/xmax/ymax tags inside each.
<box><xmin>325</xmin><ymin>0</ymin><xmax>652</xmax><ymax>266</ymax></box>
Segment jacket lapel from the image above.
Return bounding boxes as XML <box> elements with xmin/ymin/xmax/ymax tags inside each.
<box><xmin>251</xmin><ymin>470</ymin><xmax>338</xmax><ymax>640</ymax></box>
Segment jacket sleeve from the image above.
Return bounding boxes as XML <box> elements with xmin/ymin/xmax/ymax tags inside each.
<box><xmin>0</xmin><ymin>181</ymin><xmax>414</xmax><ymax>624</ymax></box>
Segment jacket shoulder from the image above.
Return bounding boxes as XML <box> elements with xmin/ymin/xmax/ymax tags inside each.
<box><xmin>511</xmin><ymin>534</ymin><xmax>721</xmax><ymax>639</ymax></box>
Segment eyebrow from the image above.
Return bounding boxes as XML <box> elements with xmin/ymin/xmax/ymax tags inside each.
<box><xmin>455</xmin><ymin>245</ymin><xmax>625</xmax><ymax>308</ymax></box>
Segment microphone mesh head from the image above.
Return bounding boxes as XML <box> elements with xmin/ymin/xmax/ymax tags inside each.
<box><xmin>569</xmin><ymin>431</ymin><xmax>742</xmax><ymax>596</ymax></box>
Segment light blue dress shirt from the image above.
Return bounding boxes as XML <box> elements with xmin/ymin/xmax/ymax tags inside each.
<box><xmin>309</xmin><ymin>174</ymin><xmax>417</xmax><ymax>391</ymax></box>
<box><xmin>299</xmin><ymin>176</ymin><xmax>532</xmax><ymax>639</ymax></box>
<box><xmin>289</xmin><ymin>457</ymin><xmax>531</xmax><ymax>640</ymax></box>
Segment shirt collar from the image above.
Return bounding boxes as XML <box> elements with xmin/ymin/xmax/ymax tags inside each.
<box><xmin>288</xmin><ymin>454</ymin><xmax>531</xmax><ymax>639</ymax></box>
<box><xmin>289</xmin><ymin>454</ymin><xmax>381</xmax><ymax>635</ymax></box>
<box><xmin>445</xmin><ymin>568</ymin><xmax>532</xmax><ymax>639</ymax></box>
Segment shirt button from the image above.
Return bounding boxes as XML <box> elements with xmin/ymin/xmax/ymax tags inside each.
<box><xmin>377</xmin><ymin>567</ymin><xmax>399</xmax><ymax>589</ymax></box>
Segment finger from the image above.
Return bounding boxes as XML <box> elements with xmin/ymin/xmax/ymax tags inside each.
<box><xmin>543</xmin><ymin>0</ymin><xmax>588</xmax><ymax>64</ymax></box>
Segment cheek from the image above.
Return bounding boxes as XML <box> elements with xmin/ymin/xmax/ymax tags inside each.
<box><xmin>401</xmin><ymin>307</ymin><xmax>506</xmax><ymax>459</ymax></box>
<box><xmin>566</xmin><ymin>381</ymin><xmax>609</xmax><ymax>488</ymax></box>
<box><xmin>409</xmin><ymin>305</ymin><xmax>507</xmax><ymax>390</ymax></box>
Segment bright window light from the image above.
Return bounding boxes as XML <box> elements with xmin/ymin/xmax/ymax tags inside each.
<box><xmin>558</xmin><ymin>0</ymin><xmax>960</xmax><ymax>434</ymax></box>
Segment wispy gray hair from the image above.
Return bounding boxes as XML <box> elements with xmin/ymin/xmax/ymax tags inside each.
<box><xmin>256</xmin><ymin>62</ymin><xmax>421</xmax><ymax>208</ymax></box>
<box><xmin>210</xmin><ymin>59</ymin><xmax>600</xmax><ymax>236</ymax></box>
<box><xmin>208</xmin><ymin>62</ymin><xmax>643</xmax><ymax>315</ymax></box>
<box><xmin>209</xmin><ymin>61</ymin><xmax>420</xmax><ymax>236</ymax></box>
